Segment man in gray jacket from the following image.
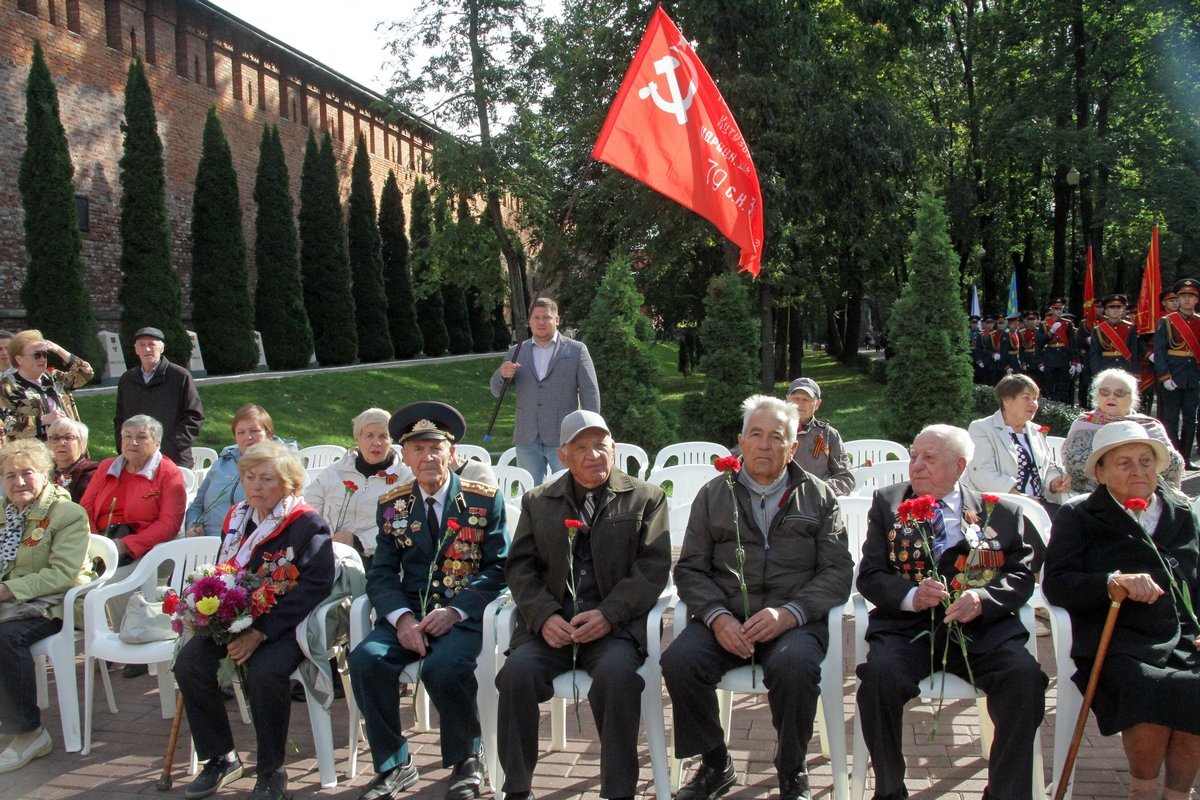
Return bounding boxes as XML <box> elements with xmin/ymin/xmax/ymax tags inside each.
<box><xmin>787</xmin><ymin>377</ymin><xmax>855</xmax><ymax>495</ymax></box>
<box><xmin>490</xmin><ymin>299</ymin><xmax>600</xmax><ymax>485</ymax></box>
<box><xmin>662</xmin><ymin>395</ymin><xmax>854</xmax><ymax>800</ymax></box>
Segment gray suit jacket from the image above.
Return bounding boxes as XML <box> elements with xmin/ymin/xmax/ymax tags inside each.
<box><xmin>490</xmin><ymin>335</ymin><xmax>600</xmax><ymax>446</ymax></box>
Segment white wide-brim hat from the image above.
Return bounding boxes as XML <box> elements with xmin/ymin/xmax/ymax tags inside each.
<box><xmin>1084</xmin><ymin>419</ymin><xmax>1170</xmax><ymax>481</ymax></box>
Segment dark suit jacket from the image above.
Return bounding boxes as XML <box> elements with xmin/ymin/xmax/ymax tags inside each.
<box><xmin>857</xmin><ymin>482</ymin><xmax>1035</xmax><ymax>654</ymax></box>
<box><xmin>368</xmin><ymin>471</ymin><xmax>507</xmax><ymax>630</ymax></box>
<box><xmin>505</xmin><ymin>468</ymin><xmax>670</xmax><ymax>651</ymax></box>
<box><xmin>489</xmin><ymin>335</ymin><xmax>600</xmax><ymax>447</ymax></box>
<box><xmin>1043</xmin><ymin>487</ymin><xmax>1200</xmax><ymax>666</ymax></box>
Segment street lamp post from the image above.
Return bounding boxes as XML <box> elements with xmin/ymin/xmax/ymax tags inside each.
<box><xmin>1067</xmin><ymin>165</ymin><xmax>1080</xmax><ymax>287</ymax></box>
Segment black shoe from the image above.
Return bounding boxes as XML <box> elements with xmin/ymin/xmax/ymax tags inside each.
<box><xmin>184</xmin><ymin>755</ymin><xmax>244</xmax><ymax>799</ymax></box>
<box><xmin>359</xmin><ymin>759</ymin><xmax>420</xmax><ymax>800</ymax></box>
<box><xmin>504</xmin><ymin>794</ymin><xmax>535</xmax><ymax>800</ymax></box>
<box><xmin>445</xmin><ymin>754</ymin><xmax>484</xmax><ymax>800</ymax></box>
<box><xmin>122</xmin><ymin>663</ymin><xmax>149</xmax><ymax>678</ymax></box>
<box><xmin>248</xmin><ymin>768</ymin><xmax>289</xmax><ymax>800</ymax></box>
<box><xmin>778</xmin><ymin>769</ymin><xmax>811</xmax><ymax>800</ymax></box>
<box><xmin>675</xmin><ymin>756</ymin><xmax>737</xmax><ymax>800</ymax></box>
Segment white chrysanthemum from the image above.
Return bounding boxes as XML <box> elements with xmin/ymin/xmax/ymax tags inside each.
<box><xmin>220</xmin><ymin>573</ymin><xmax>236</xmax><ymax>590</ymax></box>
<box><xmin>229</xmin><ymin>616</ymin><xmax>253</xmax><ymax>634</ymax></box>
<box><xmin>154</xmin><ymin>585</ymin><xmax>172</xmax><ymax>600</ymax></box>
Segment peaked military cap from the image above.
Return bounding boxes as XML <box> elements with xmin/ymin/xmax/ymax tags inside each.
<box><xmin>389</xmin><ymin>401</ymin><xmax>467</xmax><ymax>445</ymax></box>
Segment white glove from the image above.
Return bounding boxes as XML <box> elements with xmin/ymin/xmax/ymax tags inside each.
<box><xmin>1038</xmin><ymin>364</ymin><xmax>1045</xmax><ymax>372</ymax></box>
<box><xmin>1050</xmin><ymin>322</ymin><xmax>1062</xmax><ymax>333</ymax></box>
<box><xmin>1164</xmin><ymin>378</ymin><xmax>1178</xmax><ymax>391</ymax></box>
<box><xmin>976</xmin><ymin>361</ymin><xmax>985</xmax><ymax>369</ymax></box>
<box><xmin>1005</xmin><ymin>368</ymin><xmax>1014</xmax><ymax>375</ymax></box>
<box><xmin>993</xmin><ymin>353</ymin><xmax>1001</xmax><ymax>361</ymax></box>
<box><xmin>1069</xmin><ymin>364</ymin><xmax>1081</xmax><ymax>376</ymax></box>
<box><xmin>1148</xmin><ymin>352</ymin><xmax>1155</xmax><ymax>363</ymax></box>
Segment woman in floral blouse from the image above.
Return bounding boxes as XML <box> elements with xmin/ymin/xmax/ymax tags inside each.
<box><xmin>0</xmin><ymin>330</ymin><xmax>93</xmax><ymax>444</ymax></box>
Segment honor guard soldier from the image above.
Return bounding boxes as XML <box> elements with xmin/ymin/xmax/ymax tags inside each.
<box><xmin>1154</xmin><ymin>279</ymin><xmax>1200</xmax><ymax>467</ymax></box>
<box><xmin>1017</xmin><ymin>311</ymin><xmax>1042</xmax><ymax>384</ymax></box>
<box><xmin>999</xmin><ymin>313</ymin><xmax>1023</xmax><ymax>377</ymax></box>
<box><xmin>1089</xmin><ymin>293</ymin><xmax>1143</xmax><ymax>378</ymax></box>
<box><xmin>974</xmin><ymin>317</ymin><xmax>1001</xmax><ymax>386</ymax></box>
<box><xmin>1073</xmin><ymin>312</ymin><xmax>1094</xmax><ymax>407</ymax></box>
<box><xmin>349</xmin><ymin>402</ymin><xmax>508</xmax><ymax>800</ymax></box>
<box><xmin>968</xmin><ymin>316</ymin><xmax>984</xmax><ymax>385</ymax></box>
<box><xmin>1037</xmin><ymin>307</ymin><xmax>1077</xmax><ymax>404</ymax></box>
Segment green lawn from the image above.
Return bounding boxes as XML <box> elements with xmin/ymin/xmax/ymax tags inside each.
<box><xmin>76</xmin><ymin>347</ymin><xmax>887</xmax><ymax>461</ymax></box>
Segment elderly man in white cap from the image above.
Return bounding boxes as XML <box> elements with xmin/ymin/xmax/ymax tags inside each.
<box><xmin>495</xmin><ymin>410</ymin><xmax>670</xmax><ymax>800</ymax></box>
<box><xmin>786</xmin><ymin>378</ymin><xmax>855</xmax><ymax>496</ymax></box>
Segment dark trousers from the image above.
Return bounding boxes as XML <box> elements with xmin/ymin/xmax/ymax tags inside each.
<box><xmin>174</xmin><ymin>633</ymin><xmax>304</xmax><ymax>776</ymax></box>
<box><xmin>496</xmin><ymin>635</ymin><xmax>644</xmax><ymax>797</ymax></box>
<box><xmin>661</xmin><ymin>620</ymin><xmax>826</xmax><ymax>777</ymax></box>
<box><xmin>0</xmin><ymin>617</ymin><xmax>62</xmax><ymax>734</ymax></box>
<box><xmin>1158</xmin><ymin>385</ymin><xmax>1199</xmax><ymax>453</ymax></box>
<box><xmin>1042</xmin><ymin>367</ymin><xmax>1071</xmax><ymax>404</ymax></box>
<box><xmin>348</xmin><ymin>622</ymin><xmax>483</xmax><ymax>773</ymax></box>
<box><xmin>855</xmin><ymin>629</ymin><xmax>1046</xmax><ymax>800</ymax></box>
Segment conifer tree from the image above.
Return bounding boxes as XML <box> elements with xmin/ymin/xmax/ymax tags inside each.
<box><xmin>18</xmin><ymin>41</ymin><xmax>100</xmax><ymax>370</ymax></box>
<box><xmin>579</xmin><ymin>257</ymin><xmax>675</xmax><ymax>452</ymax></box>
<box><xmin>410</xmin><ymin>178</ymin><xmax>448</xmax><ymax>356</ymax></box>
<box><xmin>441</xmin><ymin>197</ymin><xmax>474</xmax><ymax>355</ymax></box>
<box><xmin>492</xmin><ymin>303</ymin><xmax>511</xmax><ymax>349</ymax></box>
<box><xmin>379</xmin><ymin>171</ymin><xmax>421</xmax><ymax>358</ymax></box>
<box><xmin>347</xmin><ymin>135</ymin><xmax>394</xmax><ymax>362</ymax></box>
<box><xmin>683</xmin><ymin>272</ymin><xmax>760</xmax><ymax>444</ymax></box>
<box><xmin>466</xmin><ymin>287</ymin><xmax>493</xmax><ymax>352</ymax></box>
<box><xmin>118</xmin><ymin>57</ymin><xmax>190</xmax><ymax>364</ymax></box>
<box><xmin>253</xmin><ymin>126</ymin><xmax>313</xmax><ymax>370</ymax></box>
<box><xmin>189</xmin><ymin>107</ymin><xmax>257</xmax><ymax>374</ymax></box>
<box><xmin>883</xmin><ymin>192</ymin><xmax>973</xmax><ymax>442</ymax></box>
<box><xmin>299</xmin><ymin>130</ymin><xmax>357</xmax><ymax>365</ymax></box>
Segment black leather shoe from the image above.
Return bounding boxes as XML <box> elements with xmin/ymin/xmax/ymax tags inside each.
<box><xmin>675</xmin><ymin>756</ymin><xmax>737</xmax><ymax>800</ymax></box>
<box><xmin>248</xmin><ymin>768</ymin><xmax>289</xmax><ymax>800</ymax></box>
<box><xmin>122</xmin><ymin>663</ymin><xmax>149</xmax><ymax>678</ymax></box>
<box><xmin>359</xmin><ymin>759</ymin><xmax>420</xmax><ymax>800</ymax></box>
<box><xmin>184</xmin><ymin>755</ymin><xmax>243</xmax><ymax>799</ymax></box>
<box><xmin>445</xmin><ymin>754</ymin><xmax>484</xmax><ymax>800</ymax></box>
<box><xmin>778</xmin><ymin>769</ymin><xmax>812</xmax><ymax>800</ymax></box>
<box><xmin>504</xmin><ymin>794</ymin><xmax>535</xmax><ymax>800</ymax></box>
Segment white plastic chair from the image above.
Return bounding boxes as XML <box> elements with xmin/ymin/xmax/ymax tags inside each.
<box><xmin>614</xmin><ymin>443</ymin><xmax>651</xmax><ymax>480</ymax></box>
<box><xmin>455</xmin><ymin>444</ymin><xmax>492</xmax><ymax>465</ymax></box>
<box><xmin>191</xmin><ymin>467</ymin><xmax>209</xmax><ymax>488</ymax></box>
<box><xmin>835</xmin><ymin>495</ymin><xmax>873</xmax><ymax>576</ymax></box>
<box><xmin>304</xmin><ymin>467</ymin><xmax>323</xmax><ymax>491</ymax></box>
<box><xmin>668</xmin><ymin>502</ymin><xmax>692</xmax><ymax>550</ymax></box>
<box><xmin>179</xmin><ymin>466</ymin><xmax>196</xmax><ymax>493</ymax></box>
<box><xmin>670</xmin><ymin>599</ymin><xmax>849</xmax><ymax>800</ymax></box>
<box><xmin>494</xmin><ymin>466</ymin><xmax>535</xmax><ymax>500</ymax></box>
<box><xmin>191</xmin><ymin>447</ymin><xmax>218</xmax><ymax>471</ymax></box>
<box><xmin>300</xmin><ymin>444</ymin><xmax>347</xmax><ymax>470</ymax></box>
<box><xmin>647</xmin><ymin>465</ymin><xmax>718</xmax><ymax>510</ymax></box>
<box><xmin>1034</xmin><ymin>586</ymin><xmax>1080</xmax><ymax>800</ymax></box>
<box><xmin>1192</xmin><ymin>494</ymin><xmax>1200</xmax><ymax>518</ymax></box>
<box><xmin>31</xmin><ymin>534</ymin><xmax>119</xmax><ymax>753</ymax></box>
<box><xmin>505</xmin><ymin>501</ymin><xmax>522</xmax><ymax>533</ymax></box>
<box><xmin>496</xmin><ymin>448</ymin><xmax>519</xmax><ymax>468</ymax></box>
<box><xmin>650</xmin><ymin>442</ymin><xmax>731</xmax><ymax>473</ymax></box>
<box><xmin>841</xmin><ymin>439</ymin><xmax>909</xmax><ymax>469</ymax></box>
<box><xmin>480</xmin><ymin>590</ymin><xmax>676</xmax><ymax>800</ymax></box>
<box><xmin>849</xmin><ymin>461</ymin><xmax>911</xmax><ymax>497</ymax></box>
<box><xmin>81</xmin><ymin>537</ymin><xmax>221</xmax><ymax>754</ymax></box>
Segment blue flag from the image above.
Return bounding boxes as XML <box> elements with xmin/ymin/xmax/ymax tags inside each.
<box><xmin>1006</xmin><ymin>274</ymin><xmax>1019</xmax><ymax>318</ymax></box>
<box><xmin>969</xmin><ymin>285</ymin><xmax>981</xmax><ymax>318</ymax></box>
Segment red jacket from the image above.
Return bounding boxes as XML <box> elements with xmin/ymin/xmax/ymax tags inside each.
<box><xmin>79</xmin><ymin>453</ymin><xmax>187</xmax><ymax>559</ymax></box>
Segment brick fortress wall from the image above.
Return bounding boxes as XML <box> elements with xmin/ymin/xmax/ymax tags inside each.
<box><xmin>0</xmin><ymin>0</ymin><xmax>522</xmax><ymax>329</ymax></box>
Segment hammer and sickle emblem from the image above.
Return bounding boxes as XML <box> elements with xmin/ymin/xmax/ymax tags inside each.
<box><xmin>637</xmin><ymin>54</ymin><xmax>697</xmax><ymax>125</ymax></box>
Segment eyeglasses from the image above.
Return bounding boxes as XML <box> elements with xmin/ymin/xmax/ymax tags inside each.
<box><xmin>23</xmin><ymin>351</ymin><xmax>47</xmax><ymax>360</ymax></box>
<box><xmin>49</xmin><ymin>435</ymin><xmax>79</xmax><ymax>443</ymax></box>
<box><xmin>1097</xmin><ymin>388</ymin><xmax>1131</xmax><ymax>398</ymax></box>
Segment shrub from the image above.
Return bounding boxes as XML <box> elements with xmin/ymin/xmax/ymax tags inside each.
<box><xmin>684</xmin><ymin>273</ymin><xmax>760</xmax><ymax>445</ymax></box>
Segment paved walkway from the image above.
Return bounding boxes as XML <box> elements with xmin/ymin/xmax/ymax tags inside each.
<box><xmin>6</xmin><ymin>614</ymin><xmax>1174</xmax><ymax>800</ymax></box>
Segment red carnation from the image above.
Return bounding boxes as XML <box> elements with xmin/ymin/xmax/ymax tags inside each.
<box><xmin>865</xmin><ymin>459</ymin><xmax>873</xmax><ymax>467</ymax></box>
<box><xmin>564</xmin><ymin>519</ymin><xmax>586</xmax><ymax>529</ymax></box>
<box><xmin>161</xmin><ymin>592</ymin><xmax>180</xmax><ymax>615</ymax></box>
<box><xmin>446</xmin><ymin>518</ymin><xmax>461</xmax><ymax>531</ymax></box>
<box><xmin>1038</xmin><ymin>425</ymin><xmax>1050</xmax><ymax>434</ymax></box>
<box><xmin>343</xmin><ymin>480</ymin><xmax>359</xmax><ymax>492</ymax></box>
<box><xmin>714</xmin><ymin>456</ymin><xmax>741</xmax><ymax>473</ymax></box>
<box><xmin>1123</xmin><ymin>497</ymin><xmax>1149</xmax><ymax>513</ymax></box>
<box><xmin>981</xmin><ymin>494</ymin><xmax>1000</xmax><ymax>505</ymax></box>
<box><xmin>898</xmin><ymin>495</ymin><xmax>938</xmax><ymax>524</ymax></box>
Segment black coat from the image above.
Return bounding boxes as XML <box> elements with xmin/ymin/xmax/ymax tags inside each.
<box><xmin>114</xmin><ymin>358</ymin><xmax>205</xmax><ymax>468</ymax></box>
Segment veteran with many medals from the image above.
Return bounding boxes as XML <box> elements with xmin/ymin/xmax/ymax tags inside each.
<box><xmin>348</xmin><ymin>402</ymin><xmax>507</xmax><ymax>800</ymax></box>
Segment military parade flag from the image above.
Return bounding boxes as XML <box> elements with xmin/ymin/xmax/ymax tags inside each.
<box><xmin>969</xmin><ymin>285</ymin><xmax>981</xmax><ymax>318</ymax></box>
<box><xmin>1083</xmin><ymin>246</ymin><xmax>1096</xmax><ymax>327</ymax></box>
<box><xmin>591</xmin><ymin>5</ymin><xmax>764</xmax><ymax>276</ymax></box>
<box><xmin>1136</xmin><ymin>225</ymin><xmax>1162</xmax><ymax>335</ymax></box>
<box><xmin>1006</xmin><ymin>273</ymin><xmax>1019</xmax><ymax>318</ymax></box>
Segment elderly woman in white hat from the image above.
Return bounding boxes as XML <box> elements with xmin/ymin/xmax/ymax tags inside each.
<box><xmin>1043</xmin><ymin>420</ymin><xmax>1200</xmax><ymax>800</ymax></box>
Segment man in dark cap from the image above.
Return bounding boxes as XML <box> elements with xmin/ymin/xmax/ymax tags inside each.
<box><xmin>113</xmin><ymin>326</ymin><xmax>204</xmax><ymax>467</ymax></box>
<box><xmin>349</xmin><ymin>402</ymin><xmax>508</xmax><ymax>800</ymax></box>
<box><xmin>1017</xmin><ymin>311</ymin><xmax>1042</xmax><ymax>386</ymax></box>
<box><xmin>1154</xmin><ymin>278</ymin><xmax>1200</xmax><ymax>467</ymax></box>
<box><xmin>1089</xmin><ymin>294</ymin><xmax>1142</xmax><ymax>378</ymax></box>
<box><xmin>787</xmin><ymin>378</ymin><xmax>855</xmax><ymax>495</ymax></box>
<box><xmin>968</xmin><ymin>316</ymin><xmax>984</xmax><ymax>384</ymax></box>
<box><xmin>495</xmin><ymin>409</ymin><xmax>670</xmax><ymax>800</ymax></box>
<box><xmin>973</xmin><ymin>317</ymin><xmax>1001</xmax><ymax>386</ymax></box>
<box><xmin>1037</xmin><ymin>307</ymin><xmax>1077</xmax><ymax>404</ymax></box>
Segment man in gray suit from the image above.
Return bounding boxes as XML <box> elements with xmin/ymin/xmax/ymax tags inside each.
<box><xmin>490</xmin><ymin>298</ymin><xmax>600</xmax><ymax>485</ymax></box>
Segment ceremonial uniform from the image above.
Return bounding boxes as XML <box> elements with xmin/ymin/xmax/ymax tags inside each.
<box><xmin>999</xmin><ymin>325</ymin><xmax>1022</xmax><ymax>378</ymax></box>
<box><xmin>974</xmin><ymin>326</ymin><xmax>1004</xmax><ymax>386</ymax></box>
<box><xmin>1089</xmin><ymin>295</ymin><xmax>1143</xmax><ymax>377</ymax></box>
<box><xmin>1037</xmin><ymin>316</ymin><xmax>1076</xmax><ymax>403</ymax></box>
<box><xmin>1154</xmin><ymin>281</ymin><xmax>1200</xmax><ymax>457</ymax></box>
<box><xmin>1017</xmin><ymin>319</ymin><xmax>1041</xmax><ymax>385</ymax></box>
<box><xmin>968</xmin><ymin>317</ymin><xmax>985</xmax><ymax>385</ymax></box>
<box><xmin>1075</xmin><ymin>320</ymin><xmax>1094</xmax><ymax>408</ymax></box>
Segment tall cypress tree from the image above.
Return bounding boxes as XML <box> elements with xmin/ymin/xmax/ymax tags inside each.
<box><xmin>466</xmin><ymin>287</ymin><xmax>493</xmax><ymax>352</ymax></box>
<box><xmin>299</xmin><ymin>130</ymin><xmax>357</xmax><ymax>365</ymax></box>
<box><xmin>442</xmin><ymin>196</ymin><xmax>474</xmax><ymax>355</ymax></box>
<box><xmin>883</xmin><ymin>192</ymin><xmax>973</xmax><ymax>442</ymax></box>
<box><xmin>492</xmin><ymin>303</ymin><xmax>511</xmax><ymax>349</ymax></box>
<box><xmin>190</xmin><ymin>107</ymin><xmax>257</xmax><ymax>374</ymax></box>
<box><xmin>683</xmin><ymin>272</ymin><xmax>760</xmax><ymax>444</ymax></box>
<box><xmin>18</xmin><ymin>41</ymin><xmax>100</xmax><ymax>370</ymax></box>
<box><xmin>254</xmin><ymin>126</ymin><xmax>313</xmax><ymax>370</ymax></box>
<box><xmin>118</xmin><ymin>57</ymin><xmax>189</xmax><ymax>364</ymax></box>
<box><xmin>379</xmin><ymin>171</ymin><xmax>421</xmax><ymax>358</ymax></box>
<box><xmin>410</xmin><ymin>178</ymin><xmax>447</xmax><ymax>356</ymax></box>
<box><xmin>347</xmin><ymin>135</ymin><xmax>393</xmax><ymax>362</ymax></box>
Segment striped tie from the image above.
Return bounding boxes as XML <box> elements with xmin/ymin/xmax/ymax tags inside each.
<box><xmin>931</xmin><ymin>500</ymin><xmax>949</xmax><ymax>560</ymax></box>
<box><xmin>582</xmin><ymin>491</ymin><xmax>595</xmax><ymax>527</ymax></box>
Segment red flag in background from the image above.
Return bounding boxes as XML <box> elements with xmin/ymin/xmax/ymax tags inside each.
<box><xmin>591</xmin><ymin>6</ymin><xmax>764</xmax><ymax>276</ymax></box>
<box><xmin>1136</xmin><ymin>225</ymin><xmax>1162</xmax><ymax>335</ymax></box>
<box><xmin>1083</xmin><ymin>246</ymin><xmax>1096</xmax><ymax>328</ymax></box>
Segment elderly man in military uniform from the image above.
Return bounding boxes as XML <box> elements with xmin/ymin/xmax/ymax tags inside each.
<box><xmin>1090</xmin><ymin>293</ymin><xmax>1143</xmax><ymax>377</ymax></box>
<box><xmin>662</xmin><ymin>395</ymin><xmax>853</xmax><ymax>800</ymax></box>
<box><xmin>1037</xmin><ymin>306</ymin><xmax>1076</xmax><ymax>403</ymax></box>
<box><xmin>856</xmin><ymin>424</ymin><xmax>1047</xmax><ymax>800</ymax></box>
<box><xmin>349</xmin><ymin>402</ymin><xmax>507</xmax><ymax>800</ymax></box>
<box><xmin>496</xmin><ymin>410</ymin><xmax>670</xmax><ymax>800</ymax></box>
<box><xmin>786</xmin><ymin>377</ymin><xmax>855</xmax><ymax>495</ymax></box>
<box><xmin>1154</xmin><ymin>279</ymin><xmax>1200</xmax><ymax>468</ymax></box>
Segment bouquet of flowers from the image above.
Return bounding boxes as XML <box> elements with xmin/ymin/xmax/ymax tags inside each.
<box><xmin>714</xmin><ymin>456</ymin><xmax>756</xmax><ymax>687</ymax></box>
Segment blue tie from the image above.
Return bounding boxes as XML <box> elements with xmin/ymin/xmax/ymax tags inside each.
<box><xmin>931</xmin><ymin>500</ymin><xmax>949</xmax><ymax>560</ymax></box>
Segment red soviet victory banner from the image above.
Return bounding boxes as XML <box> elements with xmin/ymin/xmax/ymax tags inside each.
<box><xmin>591</xmin><ymin>5</ymin><xmax>764</xmax><ymax>276</ymax></box>
<box><xmin>1136</xmin><ymin>225</ymin><xmax>1162</xmax><ymax>335</ymax></box>
<box><xmin>1083</xmin><ymin>246</ymin><xmax>1096</xmax><ymax>328</ymax></box>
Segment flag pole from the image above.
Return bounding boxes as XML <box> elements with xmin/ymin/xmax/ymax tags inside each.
<box><xmin>483</xmin><ymin>339</ymin><xmax>528</xmax><ymax>443</ymax></box>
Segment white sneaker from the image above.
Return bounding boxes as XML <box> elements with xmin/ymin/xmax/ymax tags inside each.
<box><xmin>0</xmin><ymin>728</ymin><xmax>52</xmax><ymax>773</ymax></box>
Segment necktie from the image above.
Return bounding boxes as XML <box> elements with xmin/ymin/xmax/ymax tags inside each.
<box><xmin>582</xmin><ymin>491</ymin><xmax>595</xmax><ymax>527</ymax></box>
<box><xmin>931</xmin><ymin>500</ymin><xmax>949</xmax><ymax>560</ymax></box>
<box><xmin>425</xmin><ymin>497</ymin><xmax>439</xmax><ymax>546</ymax></box>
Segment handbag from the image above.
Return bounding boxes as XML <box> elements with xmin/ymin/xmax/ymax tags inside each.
<box><xmin>118</xmin><ymin>590</ymin><xmax>178</xmax><ymax>644</ymax></box>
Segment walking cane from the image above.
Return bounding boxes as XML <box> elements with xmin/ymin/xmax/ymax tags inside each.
<box><xmin>155</xmin><ymin>693</ymin><xmax>185</xmax><ymax>791</ymax></box>
<box><xmin>1052</xmin><ymin>582</ymin><xmax>1128</xmax><ymax>800</ymax></box>
<box><xmin>483</xmin><ymin>339</ymin><xmax>526</xmax><ymax>443</ymax></box>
